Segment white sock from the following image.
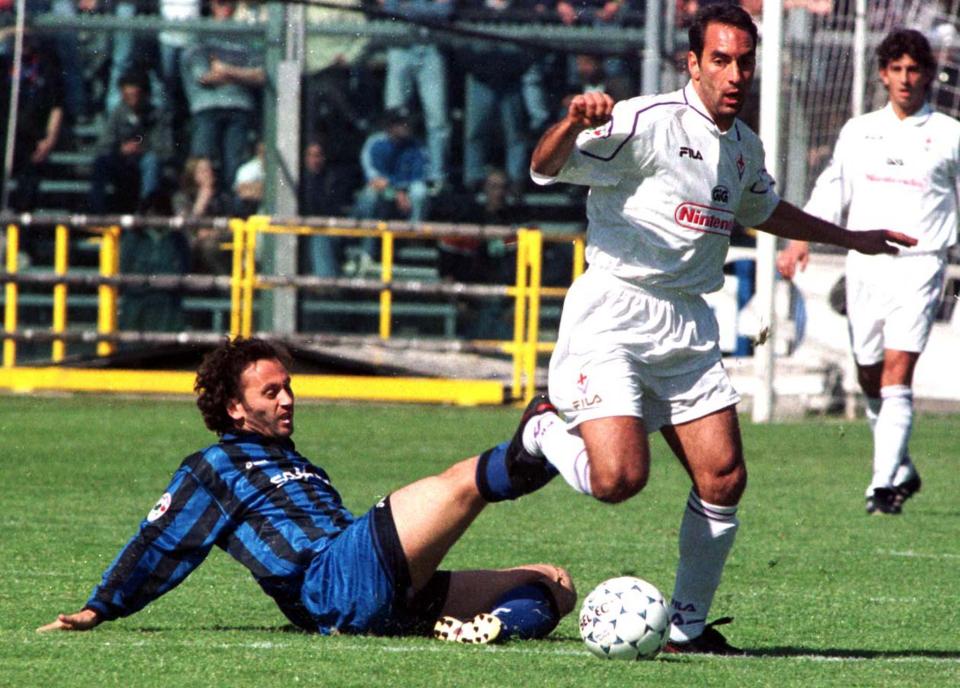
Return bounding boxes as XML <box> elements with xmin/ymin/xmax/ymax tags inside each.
<box><xmin>864</xmin><ymin>396</ymin><xmax>881</xmax><ymax>434</ymax></box>
<box><xmin>523</xmin><ymin>412</ymin><xmax>592</xmax><ymax>495</ymax></box>
<box><xmin>869</xmin><ymin>385</ymin><xmax>913</xmax><ymax>493</ymax></box>
<box><xmin>669</xmin><ymin>491</ymin><xmax>739</xmax><ymax>643</ymax></box>
<box><xmin>893</xmin><ymin>455</ymin><xmax>917</xmax><ymax>486</ymax></box>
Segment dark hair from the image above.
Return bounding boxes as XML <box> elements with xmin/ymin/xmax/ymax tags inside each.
<box><xmin>195</xmin><ymin>337</ymin><xmax>292</xmax><ymax>434</ymax></box>
<box><xmin>688</xmin><ymin>2</ymin><xmax>758</xmax><ymax>60</ymax></box>
<box><xmin>118</xmin><ymin>69</ymin><xmax>150</xmax><ymax>92</ymax></box>
<box><xmin>876</xmin><ymin>29</ymin><xmax>935</xmax><ymax>72</ymax></box>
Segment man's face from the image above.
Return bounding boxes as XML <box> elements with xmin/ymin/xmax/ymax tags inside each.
<box><xmin>227</xmin><ymin>358</ymin><xmax>295</xmax><ymax>438</ymax></box>
<box><xmin>304</xmin><ymin>143</ymin><xmax>325</xmax><ymax>173</ymax></box>
<box><xmin>880</xmin><ymin>54</ymin><xmax>932</xmax><ymax>118</ymax></box>
<box><xmin>688</xmin><ymin>22</ymin><xmax>756</xmax><ymax>130</ymax></box>
<box><xmin>120</xmin><ymin>84</ymin><xmax>144</xmax><ymax>109</ymax></box>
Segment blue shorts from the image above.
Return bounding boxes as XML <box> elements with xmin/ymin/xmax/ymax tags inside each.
<box><xmin>299</xmin><ymin>496</ymin><xmax>450</xmax><ymax>636</ymax></box>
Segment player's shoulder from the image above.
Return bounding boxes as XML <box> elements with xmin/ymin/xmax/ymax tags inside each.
<box><xmin>613</xmin><ymin>89</ymin><xmax>689</xmax><ymax>126</ymax></box>
<box><xmin>925</xmin><ymin>108</ymin><xmax>960</xmax><ymax>135</ymax></box>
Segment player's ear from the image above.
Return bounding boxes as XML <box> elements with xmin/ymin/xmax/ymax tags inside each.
<box><xmin>687</xmin><ymin>51</ymin><xmax>701</xmax><ymax>81</ymax></box>
<box><xmin>226</xmin><ymin>398</ymin><xmax>246</xmax><ymax>426</ymax></box>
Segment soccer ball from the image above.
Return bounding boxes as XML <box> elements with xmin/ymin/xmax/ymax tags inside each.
<box><xmin>579</xmin><ymin>576</ymin><xmax>671</xmax><ymax>660</ymax></box>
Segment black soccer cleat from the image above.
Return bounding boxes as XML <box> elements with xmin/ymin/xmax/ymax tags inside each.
<box><xmin>865</xmin><ymin>487</ymin><xmax>901</xmax><ymax>515</ymax></box>
<box><xmin>503</xmin><ymin>393</ymin><xmax>559</xmax><ymax>496</ymax></box>
<box><xmin>893</xmin><ymin>473</ymin><xmax>922</xmax><ymax>509</ymax></box>
<box><xmin>663</xmin><ymin>617</ymin><xmax>744</xmax><ymax>656</ymax></box>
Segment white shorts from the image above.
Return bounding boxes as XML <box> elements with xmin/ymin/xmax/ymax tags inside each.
<box><xmin>845</xmin><ymin>251</ymin><xmax>946</xmax><ymax>366</ymax></box>
<box><xmin>548</xmin><ymin>269</ymin><xmax>740</xmax><ymax>433</ymax></box>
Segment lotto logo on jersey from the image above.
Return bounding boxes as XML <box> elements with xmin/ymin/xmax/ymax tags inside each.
<box><xmin>674</xmin><ymin>202</ymin><xmax>735</xmax><ymax>236</ymax></box>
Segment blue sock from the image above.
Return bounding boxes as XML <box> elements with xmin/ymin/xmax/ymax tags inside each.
<box><xmin>490</xmin><ymin>583</ymin><xmax>560</xmax><ymax>640</ymax></box>
<box><xmin>476</xmin><ymin>441</ymin><xmax>513</xmax><ymax>502</ymax></box>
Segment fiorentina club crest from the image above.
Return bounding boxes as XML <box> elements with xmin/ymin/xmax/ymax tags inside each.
<box><xmin>573</xmin><ymin>371</ymin><xmax>602</xmax><ymax>411</ymax></box>
<box><xmin>736</xmin><ymin>153</ymin><xmax>745</xmax><ymax>180</ymax></box>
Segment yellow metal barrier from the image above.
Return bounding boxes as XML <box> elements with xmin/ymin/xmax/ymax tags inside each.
<box><xmin>3</xmin><ymin>224</ymin><xmax>18</xmax><ymax>367</ymax></box>
<box><xmin>52</xmin><ymin>224</ymin><xmax>69</xmax><ymax>362</ymax></box>
<box><xmin>0</xmin><ymin>216</ymin><xmax>583</xmax><ymax>405</ymax></box>
<box><xmin>96</xmin><ymin>226</ymin><xmax>120</xmax><ymax>356</ymax></box>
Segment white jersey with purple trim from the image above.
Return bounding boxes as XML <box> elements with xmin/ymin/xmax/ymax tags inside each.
<box><xmin>531</xmin><ymin>83</ymin><xmax>780</xmax><ymax>295</ymax></box>
<box><xmin>804</xmin><ymin>102</ymin><xmax>960</xmax><ymax>254</ymax></box>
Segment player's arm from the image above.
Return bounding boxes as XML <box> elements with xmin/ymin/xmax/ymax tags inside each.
<box><xmin>757</xmin><ymin>200</ymin><xmax>916</xmax><ymax>256</ymax></box>
<box><xmin>531</xmin><ymin>91</ymin><xmax>615</xmax><ymax>177</ymax></box>
<box><xmin>36</xmin><ymin>465</ymin><xmax>227</xmax><ymax>632</ymax></box>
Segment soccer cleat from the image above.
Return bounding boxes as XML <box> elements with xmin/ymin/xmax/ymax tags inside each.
<box><xmin>663</xmin><ymin>617</ymin><xmax>744</xmax><ymax>655</ymax></box>
<box><xmin>433</xmin><ymin>613</ymin><xmax>503</xmax><ymax>644</ymax></box>
<box><xmin>503</xmin><ymin>393</ymin><xmax>559</xmax><ymax>496</ymax></box>
<box><xmin>893</xmin><ymin>473</ymin><xmax>922</xmax><ymax>509</ymax></box>
<box><xmin>865</xmin><ymin>487</ymin><xmax>901</xmax><ymax>515</ymax></box>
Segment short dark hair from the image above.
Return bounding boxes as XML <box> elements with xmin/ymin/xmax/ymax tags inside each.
<box><xmin>195</xmin><ymin>337</ymin><xmax>292</xmax><ymax>434</ymax></box>
<box><xmin>876</xmin><ymin>28</ymin><xmax>935</xmax><ymax>72</ymax></box>
<box><xmin>688</xmin><ymin>2</ymin><xmax>758</xmax><ymax>61</ymax></box>
<box><xmin>118</xmin><ymin>69</ymin><xmax>150</xmax><ymax>92</ymax></box>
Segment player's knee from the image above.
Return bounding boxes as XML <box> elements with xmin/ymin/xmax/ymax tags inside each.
<box><xmin>702</xmin><ymin>461</ymin><xmax>747</xmax><ymax>505</ymax></box>
<box><xmin>536</xmin><ymin>565</ymin><xmax>578</xmax><ymax>617</ymax></box>
<box><xmin>590</xmin><ymin>463</ymin><xmax>648</xmax><ymax>504</ymax></box>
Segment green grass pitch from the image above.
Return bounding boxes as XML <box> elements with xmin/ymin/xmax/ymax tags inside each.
<box><xmin>2</xmin><ymin>394</ymin><xmax>959</xmax><ymax>687</ymax></box>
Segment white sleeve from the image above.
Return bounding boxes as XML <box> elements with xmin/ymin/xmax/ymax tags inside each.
<box><xmin>735</xmin><ymin>140</ymin><xmax>781</xmax><ymax>228</ymax></box>
<box><xmin>802</xmin><ymin>124</ymin><xmax>853</xmax><ymax>225</ymax></box>
<box><xmin>532</xmin><ymin>100</ymin><xmax>649</xmax><ymax>188</ymax></box>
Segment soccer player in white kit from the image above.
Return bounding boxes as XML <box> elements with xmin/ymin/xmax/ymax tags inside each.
<box><xmin>525</xmin><ymin>2</ymin><xmax>917</xmax><ymax>653</ymax></box>
<box><xmin>778</xmin><ymin>29</ymin><xmax>958</xmax><ymax>517</ymax></box>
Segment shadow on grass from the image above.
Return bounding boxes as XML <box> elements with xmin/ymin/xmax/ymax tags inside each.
<box><xmin>745</xmin><ymin>647</ymin><xmax>960</xmax><ymax>660</ymax></box>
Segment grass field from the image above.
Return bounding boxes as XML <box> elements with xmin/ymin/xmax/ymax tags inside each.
<box><xmin>2</xmin><ymin>394</ymin><xmax>959</xmax><ymax>687</ymax></box>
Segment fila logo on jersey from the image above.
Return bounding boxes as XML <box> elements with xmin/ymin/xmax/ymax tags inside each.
<box><xmin>711</xmin><ymin>185</ymin><xmax>729</xmax><ymax>204</ymax></box>
<box><xmin>674</xmin><ymin>202</ymin><xmax>735</xmax><ymax>236</ymax></box>
<box><xmin>679</xmin><ymin>146</ymin><xmax>703</xmax><ymax>160</ymax></box>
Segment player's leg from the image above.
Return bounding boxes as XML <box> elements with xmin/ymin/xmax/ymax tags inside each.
<box><xmin>387</xmin><ymin>396</ymin><xmax>558</xmax><ymax>591</ymax></box>
<box><xmin>659</xmin><ymin>405</ymin><xmax>745</xmax><ymax>651</ymax></box>
<box><xmin>434</xmin><ymin>565</ymin><xmax>577</xmax><ymax>643</ymax></box>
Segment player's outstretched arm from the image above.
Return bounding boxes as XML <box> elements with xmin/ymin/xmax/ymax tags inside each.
<box><xmin>37</xmin><ymin>608</ymin><xmax>101</xmax><ymax>633</ymax></box>
<box><xmin>758</xmin><ymin>200</ymin><xmax>917</xmax><ymax>256</ymax></box>
<box><xmin>531</xmin><ymin>92</ymin><xmax>615</xmax><ymax>177</ymax></box>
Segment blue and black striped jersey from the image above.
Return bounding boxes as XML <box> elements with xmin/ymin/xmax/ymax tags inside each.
<box><xmin>85</xmin><ymin>432</ymin><xmax>355</xmax><ymax>627</ymax></box>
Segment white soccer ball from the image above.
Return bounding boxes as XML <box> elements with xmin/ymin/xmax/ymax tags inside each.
<box><xmin>579</xmin><ymin>576</ymin><xmax>671</xmax><ymax>660</ymax></box>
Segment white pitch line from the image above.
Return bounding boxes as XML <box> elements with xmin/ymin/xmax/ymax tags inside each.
<box><xmin>879</xmin><ymin>549</ymin><xmax>960</xmax><ymax>560</ymax></box>
<box><xmin>41</xmin><ymin>638</ymin><xmax>960</xmax><ymax>664</ymax></box>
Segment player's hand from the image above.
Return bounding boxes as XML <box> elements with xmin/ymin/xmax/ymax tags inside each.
<box><xmin>776</xmin><ymin>240</ymin><xmax>809</xmax><ymax>280</ymax></box>
<box><xmin>566</xmin><ymin>92</ymin><xmax>615</xmax><ymax>131</ymax></box>
<box><xmin>848</xmin><ymin>230</ymin><xmax>917</xmax><ymax>256</ymax></box>
<box><xmin>37</xmin><ymin>608</ymin><xmax>100</xmax><ymax>633</ymax></box>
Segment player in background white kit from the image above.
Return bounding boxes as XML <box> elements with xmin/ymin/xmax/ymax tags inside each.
<box><xmin>526</xmin><ymin>2</ymin><xmax>916</xmax><ymax>654</ymax></box>
<box><xmin>778</xmin><ymin>29</ymin><xmax>958</xmax><ymax>516</ymax></box>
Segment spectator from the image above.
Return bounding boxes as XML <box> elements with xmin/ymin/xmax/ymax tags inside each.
<box><xmin>380</xmin><ymin>0</ymin><xmax>453</xmax><ymax>192</ymax></box>
<box><xmin>353</xmin><ymin>108</ymin><xmax>430</xmax><ymax>224</ymax></box>
<box><xmin>88</xmin><ymin>69</ymin><xmax>174</xmax><ymax>214</ymax></box>
<box><xmin>158</xmin><ymin>0</ymin><xmax>201</xmax><ymax>127</ymax></box>
<box><xmin>118</xmin><ymin>191</ymin><xmax>190</xmax><ymax>332</ymax></box>
<box><xmin>231</xmin><ymin>139</ymin><xmax>264</xmax><ymax>216</ymax></box>
<box><xmin>172</xmin><ymin>157</ymin><xmax>233</xmax><ymax>274</ymax></box>
<box><xmin>457</xmin><ymin>0</ymin><xmax>546</xmax><ymax>196</ymax></box>
<box><xmin>435</xmin><ymin>168</ymin><xmax>523</xmax><ymax>338</ymax></box>
<box><xmin>556</xmin><ymin>0</ymin><xmax>635</xmax><ymax>100</ymax></box>
<box><xmin>180</xmin><ymin>0</ymin><xmax>265</xmax><ymax>193</ymax></box>
<box><xmin>303</xmin><ymin>0</ymin><xmax>372</xmax><ymax>164</ymax></box>
<box><xmin>301</xmin><ymin>139</ymin><xmax>360</xmax><ymax>277</ymax></box>
<box><xmin>0</xmin><ymin>33</ymin><xmax>64</xmax><ymax>213</ymax></box>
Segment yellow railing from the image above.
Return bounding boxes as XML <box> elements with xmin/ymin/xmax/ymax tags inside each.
<box><xmin>1</xmin><ymin>216</ymin><xmax>586</xmax><ymax>404</ymax></box>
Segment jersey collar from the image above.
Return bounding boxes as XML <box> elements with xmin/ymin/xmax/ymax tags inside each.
<box><xmin>884</xmin><ymin>100</ymin><xmax>933</xmax><ymax>126</ymax></box>
<box><xmin>683</xmin><ymin>81</ymin><xmax>742</xmax><ymax>140</ymax></box>
<box><xmin>221</xmin><ymin>431</ymin><xmax>296</xmax><ymax>450</ymax></box>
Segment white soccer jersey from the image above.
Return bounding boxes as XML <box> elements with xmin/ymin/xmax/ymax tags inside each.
<box><xmin>804</xmin><ymin>102</ymin><xmax>960</xmax><ymax>253</ymax></box>
<box><xmin>532</xmin><ymin>83</ymin><xmax>780</xmax><ymax>295</ymax></box>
